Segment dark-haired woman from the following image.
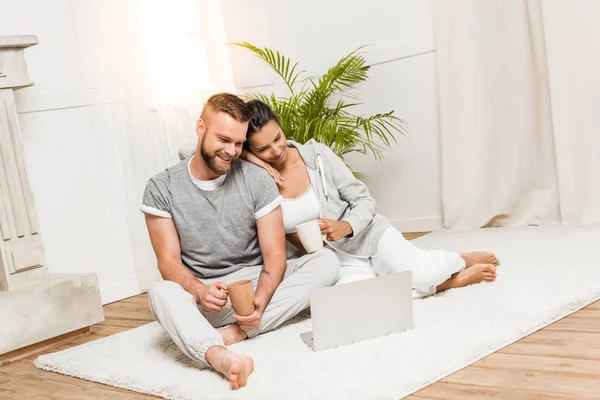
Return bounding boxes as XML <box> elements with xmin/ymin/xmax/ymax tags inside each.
<box><xmin>240</xmin><ymin>100</ymin><xmax>500</xmax><ymax>298</ymax></box>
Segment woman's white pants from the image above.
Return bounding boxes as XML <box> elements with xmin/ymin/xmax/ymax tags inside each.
<box><xmin>333</xmin><ymin>226</ymin><xmax>465</xmax><ymax>298</ymax></box>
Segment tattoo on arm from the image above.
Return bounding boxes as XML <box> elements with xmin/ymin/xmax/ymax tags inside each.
<box><xmin>261</xmin><ymin>266</ymin><xmax>272</xmax><ymax>277</ymax></box>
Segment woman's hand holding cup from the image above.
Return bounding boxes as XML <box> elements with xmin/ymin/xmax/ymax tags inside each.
<box><xmin>317</xmin><ymin>218</ymin><xmax>353</xmax><ymax>241</ymax></box>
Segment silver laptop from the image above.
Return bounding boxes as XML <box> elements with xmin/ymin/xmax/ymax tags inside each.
<box><xmin>300</xmin><ymin>271</ymin><xmax>413</xmax><ymax>351</ymax></box>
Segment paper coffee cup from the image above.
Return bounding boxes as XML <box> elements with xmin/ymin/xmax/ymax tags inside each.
<box><xmin>295</xmin><ymin>219</ymin><xmax>324</xmax><ymax>253</ymax></box>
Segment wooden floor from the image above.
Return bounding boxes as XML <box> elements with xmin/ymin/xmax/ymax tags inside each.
<box><xmin>2</xmin><ymin>233</ymin><xmax>600</xmax><ymax>399</ymax></box>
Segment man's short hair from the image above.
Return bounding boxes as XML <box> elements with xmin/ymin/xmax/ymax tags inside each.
<box><xmin>205</xmin><ymin>93</ymin><xmax>251</xmax><ymax>122</ymax></box>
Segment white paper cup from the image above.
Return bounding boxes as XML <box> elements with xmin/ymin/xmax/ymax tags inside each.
<box><xmin>295</xmin><ymin>219</ymin><xmax>324</xmax><ymax>253</ymax></box>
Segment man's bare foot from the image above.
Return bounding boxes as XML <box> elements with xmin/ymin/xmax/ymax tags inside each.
<box><xmin>218</xmin><ymin>324</ymin><xmax>248</xmax><ymax>346</ymax></box>
<box><xmin>206</xmin><ymin>346</ymin><xmax>254</xmax><ymax>390</ymax></box>
<box><xmin>460</xmin><ymin>251</ymin><xmax>500</xmax><ymax>268</ymax></box>
<box><xmin>437</xmin><ymin>263</ymin><xmax>496</xmax><ymax>292</ymax></box>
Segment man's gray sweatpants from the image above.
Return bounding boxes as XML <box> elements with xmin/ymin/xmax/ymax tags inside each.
<box><xmin>148</xmin><ymin>248</ymin><xmax>339</xmax><ymax>366</ymax></box>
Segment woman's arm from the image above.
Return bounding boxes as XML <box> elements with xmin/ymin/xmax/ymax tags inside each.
<box><xmin>321</xmin><ymin>145</ymin><xmax>377</xmax><ymax>238</ymax></box>
<box><xmin>240</xmin><ymin>150</ymin><xmax>285</xmax><ymax>185</ymax></box>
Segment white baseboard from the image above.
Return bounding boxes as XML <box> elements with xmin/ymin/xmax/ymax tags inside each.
<box><xmin>100</xmin><ymin>279</ymin><xmax>142</xmax><ymax>305</ymax></box>
<box><xmin>390</xmin><ymin>217</ymin><xmax>443</xmax><ymax>233</ymax></box>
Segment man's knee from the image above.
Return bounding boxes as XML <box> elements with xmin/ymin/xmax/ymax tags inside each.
<box><xmin>148</xmin><ymin>280</ymin><xmax>184</xmax><ymax>304</ymax></box>
<box><xmin>312</xmin><ymin>248</ymin><xmax>340</xmax><ymax>283</ymax></box>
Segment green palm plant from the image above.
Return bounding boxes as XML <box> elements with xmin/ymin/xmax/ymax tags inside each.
<box><xmin>231</xmin><ymin>42</ymin><xmax>407</xmax><ymax>179</ymax></box>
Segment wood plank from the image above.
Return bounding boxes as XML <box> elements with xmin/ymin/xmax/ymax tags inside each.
<box><xmin>0</xmin><ymin>327</ymin><xmax>90</xmax><ymax>366</ymax></box>
<box><xmin>0</xmin><ymin>370</ymin><xmax>152</xmax><ymax>399</ymax></box>
<box><xmin>403</xmin><ymin>232</ymin><xmax>429</xmax><ymax>240</ymax></box>
<box><xmin>412</xmin><ymin>381</ymin><xmax>587</xmax><ymax>400</ymax></box>
<box><xmin>546</xmin><ymin>311</ymin><xmax>600</xmax><ymax>333</ymax></box>
<box><xmin>442</xmin><ymin>366</ymin><xmax>600</xmax><ymax>398</ymax></box>
<box><xmin>473</xmin><ymin>353</ymin><xmax>600</xmax><ymax>377</ymax></box>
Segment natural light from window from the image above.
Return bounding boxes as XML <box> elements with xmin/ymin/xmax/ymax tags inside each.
<box><xmin>135</xmin><ymin>0</ymin><xmax>212</xmax><ymax>104</ymax></box>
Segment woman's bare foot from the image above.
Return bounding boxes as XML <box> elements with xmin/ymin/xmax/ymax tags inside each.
<box><xmin>206</xmin><ymin>346</ymin><xmax>254</xmax><ymax>390</ymax></box>
<box><xmin>437</xmin><ymin>263</ymin><xmax>496</xmax><ymax>292</ymax></box>
<box><xmin>218</xmin><ymin>324</ymin><xmax>248</xmax><ymax>346</ymax></box>
<box><xmin>455</xmin><ymin>263</ymin><xmax>496</xmax><ymax>286</ymax></box>
<box><xmin>460</xmin><ymin>251</ymin><xmax>500</xmax><ymax>268</ymax></box>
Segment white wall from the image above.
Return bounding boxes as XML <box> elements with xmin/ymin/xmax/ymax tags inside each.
<box><xmin>220</xmin><ymin>0</ymin><xmax>443</xmax><ymax>232</ymax></box>
<box><xmin>1</xmin><ymin>0</ymin><xmax>141</xmax><ymax>304</ymax></box>
<box><xmin>1</xmin><ymin>0</ymin><xmax>442</xmax><ymax>305</ymax></box>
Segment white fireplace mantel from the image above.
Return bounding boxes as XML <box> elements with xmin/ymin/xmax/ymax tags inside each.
<box><xmin>0</xmin><ymin>35</ymin><xmax>104</xmax><ymax>361</ymax></box>
<box><xmin>0</xmin><ymin>35</ymin><xmax>37</xmax><ymax>90</ymax></box>
<box><xmin>0</xmin><ymin>34</ymin><xmax>45</xmax><ymax>291</ymax></box>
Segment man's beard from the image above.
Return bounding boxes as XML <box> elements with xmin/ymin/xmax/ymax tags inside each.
<box><xmin>200</xmin><ymin>136</ymin><xmax>237</xmax><ymax>174</ymax></box>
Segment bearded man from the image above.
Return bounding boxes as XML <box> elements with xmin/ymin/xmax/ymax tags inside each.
<box><xmin>141</xmin><ymin>93</ymin><xmax>339</xmax><ymax>390</ymax></box>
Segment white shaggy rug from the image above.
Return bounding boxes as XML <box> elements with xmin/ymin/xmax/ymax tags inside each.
<box><xmin>35</xmin><ymin>227</ymin><xmax>600</xmax><ymax>400</ymax></box>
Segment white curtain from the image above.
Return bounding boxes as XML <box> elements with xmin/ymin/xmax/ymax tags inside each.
<box><xmin>73</xmin><ymin>0</ymin><xmax>235</xmax><ymax>289</ymax></box>
<box><xmin>434</xmin><ymin>0</ymin><xmax>600</xmax><ymax>229</ymax></box>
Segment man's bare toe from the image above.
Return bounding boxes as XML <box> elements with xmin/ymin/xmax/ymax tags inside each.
<box><xmin>206</xmin><ymin>347</ymin><xmax>254</xmax><ymax>391</ymax></box>
<box><xmin>230</xmin><ymin>375</ymin><xmax>239</xmax><ymax>390</ymax></box>
<box><xmin>228</xmin><ymin>356</ymin><xmax>254</xmax><ymax>390</ymax></box>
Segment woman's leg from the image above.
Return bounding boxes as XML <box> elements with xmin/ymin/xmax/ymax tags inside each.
<box><xmin>332</xmin><ymin>248</ymin><xmax>438</xmax><ymax>299</ymax></box>
<box><xmin>332</xmin><ymin>249</ymin><xmax>376</xmax><ymax>285</ymax></box>
<box><xmin>375</xmin><ymin>227</ymin><xmax>497</xmax><ymax>296</ymax></box>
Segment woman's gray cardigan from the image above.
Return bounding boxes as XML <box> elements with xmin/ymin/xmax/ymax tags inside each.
<box><xmin>288</xmin><ymin>140</ymin><xmax>390</xmax><ymax>258</ymax></box>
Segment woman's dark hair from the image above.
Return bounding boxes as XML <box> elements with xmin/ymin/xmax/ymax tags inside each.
<box><xmin>245</xmin><ymin>100</ymin><xmax>281</xmax><ymax>149</ymax></box>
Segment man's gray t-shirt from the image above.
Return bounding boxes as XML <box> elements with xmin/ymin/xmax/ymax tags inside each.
<box><xmin>141</xmin><ymin>156</ymin><xmax>282</xmax><ymax>278</ymax></box>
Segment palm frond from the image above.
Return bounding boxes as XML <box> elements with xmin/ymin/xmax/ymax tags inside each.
<box><xmin>353</xmin><ymin>171</ymin><xmax>369</xmax><ymax>181</ymax></box>
<box><xmin>301</xmin><ymin>48</ymin><xmax>369</xmax><ymax>121</ymax></box>
<box><xmin>230</xmin><ymin>42</ymin><xmax>305</xmax><ymax>94</ymax></box>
